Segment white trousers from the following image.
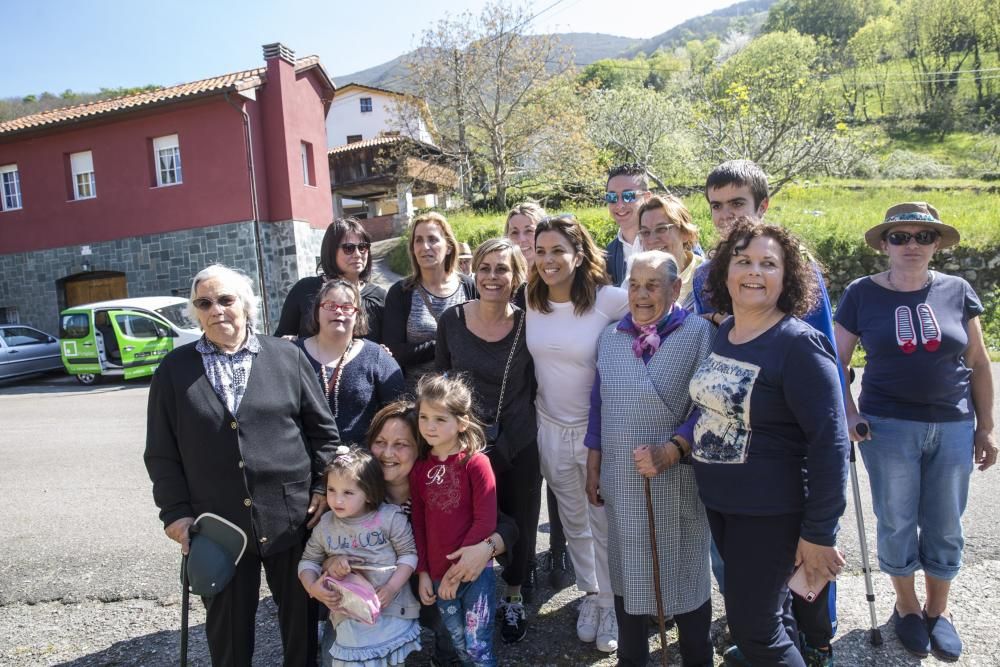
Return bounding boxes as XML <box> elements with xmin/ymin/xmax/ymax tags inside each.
<box><xmin>537</xmin><ymin>412</ymin><xmax>613</xmax><ymax>608</ymax></box>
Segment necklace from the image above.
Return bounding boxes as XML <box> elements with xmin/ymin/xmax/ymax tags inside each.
<box><xmin>887</xmin><ymin>270</ymin><xmax>932</xmax><ymax>292</ymax></box>
<box><xmin>318</xmin><ymin>338</ymin><xmax>355</xmax><ymax>418</ymax></box>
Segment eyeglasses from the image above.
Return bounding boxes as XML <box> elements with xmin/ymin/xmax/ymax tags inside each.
<box><xmin>886</xmin><ymin>230</ymin><xmax>939</xmax><ymax>246</ymax></box>
<box><xmin>319</xmin><ymin>302</ymin><xmax>359</xmax><ymax>314</ymax></box>
<box><xmin>604</xmin><ymin>190</ymin><xmax>644</xmax><ymax>204</ymax></box>
<box><xmin>639</xmin><ymin>224</ymin><xmax>678</xmax><ymax>237</ymax></box>
<box><xmin>193</xmin><ymin>295</ymin><xmax>239</xmax><ymax>310</ymax></box>
<box><xmin>340</xmin><ymin>242</ymin><xmax>371</xmax><ymax>255</ymax></box>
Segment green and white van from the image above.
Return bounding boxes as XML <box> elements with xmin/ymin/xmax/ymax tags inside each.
<box><xmin>59</xmin><ymin>297</ymin><xmax>201</xmax><ymax>385</ymax></box>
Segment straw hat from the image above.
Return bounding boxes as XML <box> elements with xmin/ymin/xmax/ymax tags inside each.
<box><xmin>457</xmin><ymin>242</ymin><xmax>473</xmax><ymax>259</ymax></box>
<box><xmin>864</xmin><ymin>202</ymin><xmax>960</xmax><ymax>251</ymax></box>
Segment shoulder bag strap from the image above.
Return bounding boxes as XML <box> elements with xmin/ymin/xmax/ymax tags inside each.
<box><xmin>492</xmin><ymin>309</ymin><xmax>524</xmax><ymax>424</ymax></box>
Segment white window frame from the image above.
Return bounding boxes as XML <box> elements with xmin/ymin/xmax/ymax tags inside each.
<box><xmin>70</xmin><ymin>151</ymin><xmax>96</xmax><ymax>200</ymax></box>
<box><xmin>359</xmin><ymin>97</ymin><xmax>373</xmax><ymax>113</ymax></box>
<box><xmin>153</xmin><ymin>134</ymin><xmax>183</xmax><ymax>187</ymax></box>
<box><xmin>0</xmin><ymin>164</ymin><xmax>22</xmax><ymax>211</ymax></box>
<box><xmin>301</xmin><ymin>141</ymin><xmax>314</xmax><ymax>186</ymax></box>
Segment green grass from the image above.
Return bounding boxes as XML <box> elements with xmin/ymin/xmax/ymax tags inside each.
<box><xmin>389</xmin><ymin>179</ymin><xmax>1000</xmax><ymax>273</ymax></box>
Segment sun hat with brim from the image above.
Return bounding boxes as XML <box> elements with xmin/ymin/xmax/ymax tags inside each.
<box><xmin>864</xmin><ymin>202</ymin><xmax>960</xmax><ymax>251</ymax></box>
<box><xmin>183</xmin><ymin>513</ymin><xmax>247</xmax><ymax>597</ymax></box>
<box><xmin>457</xmin><ymin>242</ymin><xmax>473</xmax><ymax>259</ymax></box>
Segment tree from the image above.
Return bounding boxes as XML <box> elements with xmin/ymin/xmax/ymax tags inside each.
<box><xmin>764</xmin><ymin>0</ymin><xmax>892</xmax><ymax>49</ymax></box>
<box><xmin>584</xmin><ymin>86</ymin><xmax>699</xmax><ymax>190</ymax></box>
<box><xmin>696</xmin><ymin>30</ymin><xmax>864</xmax><ymax>195</ymax></box>
<box><xmin>897</xmin><ymin>0</ymin><xmax>981</xmax><ymax>116</ymax></box>
<box><xmin>402</xmin><ymin>2</ymin><xmax>574</xmax><ymax>209</ymax></box>
<box><xmin>845</xmin><ymin>17</ymin><xmax>898</xmax><ymax>118</ymax></box>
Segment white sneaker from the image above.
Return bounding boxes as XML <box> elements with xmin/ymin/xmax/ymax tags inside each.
<box><xmin>596</xmin><ymin>606</ymin><xmax>619</xmax><ymax>653</ymax></box>
<box><xmin>576</xmin><ymin>594</ymin><xmax>599</xmax><ymax>643</ymax></box>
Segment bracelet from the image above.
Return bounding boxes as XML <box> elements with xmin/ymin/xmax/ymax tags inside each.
<box><xmin>483</xmin><ymin>536</ymin><xmax>497</xmax><ymax>559</ymax></box>
<box><xmin>669</xmin><ymin>437</ymin><xmax>689</xmax><ymax>457</ymax></box>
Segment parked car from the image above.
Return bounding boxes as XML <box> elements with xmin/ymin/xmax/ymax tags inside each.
<box><xmin>0</xmin><ymin>324</ymin><xmax>64</xmax><ymax>381</ymax></box>
<box><xmin>59</xmin><ymin>297</ymin><xmax>201</xmax><ymax>385</ymax></box>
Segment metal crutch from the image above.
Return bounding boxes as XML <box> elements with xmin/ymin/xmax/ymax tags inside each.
<box><xmin>851</xmin><ymin>423</ymin><xmax>883</xmax><ymax>646</ymax></box>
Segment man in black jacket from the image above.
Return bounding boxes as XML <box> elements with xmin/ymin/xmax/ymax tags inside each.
<box><xmin>145</xmin><ymin>264</ymin><xmax>340</xmax><ymax>667</ymax></box>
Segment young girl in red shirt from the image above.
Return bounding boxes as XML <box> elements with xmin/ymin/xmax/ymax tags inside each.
<box><xmin>410</xmin><ymin>373</ymin><xmax>498</xmax><ymax>667</ymax></box>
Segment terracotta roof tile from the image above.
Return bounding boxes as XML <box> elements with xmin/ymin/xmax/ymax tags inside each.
<box><xmin>0</xmin><ymin>57</ymin><xmax>324</xmax><ymax>137</ymax></box>
<box><xmin>328</xmin><ymin>135</ymin><xmax>406</xmax><ymax>155</ymax></box>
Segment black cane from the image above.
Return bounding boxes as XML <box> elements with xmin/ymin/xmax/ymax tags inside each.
<box><xmin>180</xmin><ymin>551</ymin><xmax>189</xmax><ymax>666</ymax></box>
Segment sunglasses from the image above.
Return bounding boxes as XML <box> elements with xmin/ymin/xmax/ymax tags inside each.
<box><xmin>319</xmin><ymin>301</ymin><xmax>359</xmax><ymax>314</ymax></box>
<box><xmin>193</xmin><ymin>295</ymin><xmax>238</xmax><ymax>310</ymax></box>
<box><xmin>604</xmin><ymin>190</ymin><xmax>644</xmax><ymax>204</ymax></box>
<box><xmin>885</xmin><ymin>230</ymin><xmax>939</xmax><ymax>246</ymax></box>
<box><xmin>339</xmin><ymin>242</ymin><xmax>371</xmax><ymax>255</ymax></box>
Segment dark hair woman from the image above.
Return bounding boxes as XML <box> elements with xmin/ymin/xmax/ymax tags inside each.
<box><xmin>382</xmin><ymin>212</ymin><xmax>476</xmax><ymax>388</ymax></box>
<box><xmin>275</xmin><ymin>217</ymin><xmax>386</xmax><ymax>341</ymax></box>
<box><xmin>689</xmin><ymin>220</ymin><xmax>849</xmax><ymax>666</ymax></box>
<box><xmin>525</xmin><ymin>214</ymin><xmax>628</xmax><ymax>653</ymax></box>
<box><xmin>294</xmin><ymin>279</ymin><xmax>404</xmax><ymax>446</ymax></box>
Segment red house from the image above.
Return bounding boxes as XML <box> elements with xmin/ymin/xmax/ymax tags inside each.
<box><xmin>0</xmin><ymin>43</ymin><xmax>335</xmax><ymax>333</ymax></box>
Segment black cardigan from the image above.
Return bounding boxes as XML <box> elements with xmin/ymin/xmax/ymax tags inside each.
<box><xmin>381</xmin><ymin>274</ymin><xmax>477</xmax><ymax>371</ymax></box>
<box><xmin>144</xmin><ymin>336</ymin><xmax>341</xmax><ymax>557</ymax></box>
<box><xmin>274</xmin><ymin>276</ymin><xmax>386</xmax><ymax>342</ymax></box>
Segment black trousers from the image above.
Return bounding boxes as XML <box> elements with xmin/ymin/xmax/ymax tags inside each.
<box><xmin>495</xmin><ymin>444</ymin><xmax>542</xmax><ymax>587</ymax></box>
<box><xmin>202</xmin><ymin>541</ymin><xmax>317</xmax><ymax>667</ymax></box>
<box><xmin>708</xmin><ymin>509</ymin><xmax>805</xmax><ymax>667</ymax></box>
<box><xmin>547</xmin><ymin>485</ymin><xmax>566</xmax><ymax>552</ymax></box>
<box><xmin>615</xmin><ymin>596</ymin><xmax>713</xmax><ymax>667</ymax></box>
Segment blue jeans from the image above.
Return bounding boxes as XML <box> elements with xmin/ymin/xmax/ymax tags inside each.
<box><xmin>434</xmin><ymin>567</ymin><xmax>497</xmax><ymax>667</ymax></box>
<box><xmin>860</xmin><ymin>414</ymin><xmax>974</xmax><ymax>581</ymax></box>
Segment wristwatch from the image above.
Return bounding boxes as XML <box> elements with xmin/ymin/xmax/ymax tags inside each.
<box><xmin>483</xmin><ymin>536</ymin><xmax>498</xmax><ymax>559</ymax></box>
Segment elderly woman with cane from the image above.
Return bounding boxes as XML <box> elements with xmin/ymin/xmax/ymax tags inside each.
<box><xmin>834</xmin><ymin>202</ymin><xmax>996</xmax><ymax>660</ymax></box>
<box><xmin>584</xmin><ymin>250</ymin><xmax>715</xmax><ymax>666</ymax></box>
<box><xmin>145</xmin><ymin>264</ymin><xmax>340</xmax><ymax>666</ymax></box>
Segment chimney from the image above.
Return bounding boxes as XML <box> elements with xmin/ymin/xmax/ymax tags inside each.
<box><xmin>262</xmin><ymin>43</ymin><xmax>295</xmax><ymax>64</ymax></box>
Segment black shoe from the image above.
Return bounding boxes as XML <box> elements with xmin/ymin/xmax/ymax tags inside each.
<box><xmin>521</xmin><ymin>563</ymin><xmax>537</xmax><ymax>604</ymax></box>
<box><xmin>499</xmin><ymin>596</ymin><xmax>528</xmax><ymax>643</ymax></box>
<box><xmin>547</xmin><ymin>547</ymin><xmax>574</xmax><ymax>590</ymax></box>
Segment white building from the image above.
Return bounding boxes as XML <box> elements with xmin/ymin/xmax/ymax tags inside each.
<box><xmin>325</xmin><ymin>83</ymin><xmax>434</xmax><ymax>148</ymax></box>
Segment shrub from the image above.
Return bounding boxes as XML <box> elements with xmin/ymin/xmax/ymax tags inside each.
<box><xmin>880</xmin><ymin>150</ymin><xmax>954</xmax><ymax>179</ymax></box>
<box><xmin>981</xmin><ymin>286</ymin><xmax>1000</xmax><ymax>353</ymax></box>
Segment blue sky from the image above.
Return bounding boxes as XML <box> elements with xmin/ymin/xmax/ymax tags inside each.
<box><xmin>3</xmin><ymin>0</ymin><xmax>737</xmax><ymax>99</ymax></box>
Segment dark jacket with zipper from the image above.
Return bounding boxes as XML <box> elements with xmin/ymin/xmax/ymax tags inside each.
<box><xmin>144</xmin><ymin>335</ymin><xmax>340</xmax><ymax>557</ymax></box>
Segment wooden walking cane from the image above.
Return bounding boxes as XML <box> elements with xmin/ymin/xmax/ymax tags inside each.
<box><xmin>644</xmin><ymin>478</ymin><xmax>669</xmax><ymax>667</ymax></box>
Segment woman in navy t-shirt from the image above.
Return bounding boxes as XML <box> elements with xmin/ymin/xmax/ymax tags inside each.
<box><xmin>689</xmin><ymin>219</ymin><xmax>849</xmax><ymax>667</ymax></box>
<box><xmin>834</xmin><ymin>202</ymin><xmax>997</xmax><ymax>661</ymax></box>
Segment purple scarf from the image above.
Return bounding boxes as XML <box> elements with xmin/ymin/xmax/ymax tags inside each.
<box><xmin>617</xmin><ymin>304</ymin><xmax>688</xmax><ymax>363</ymax></box>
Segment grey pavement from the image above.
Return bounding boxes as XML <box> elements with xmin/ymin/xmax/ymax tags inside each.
<box><xmin>1</xmin><ymin>357</ymin><xmax>998</xmax><ymax>665</ymax></box>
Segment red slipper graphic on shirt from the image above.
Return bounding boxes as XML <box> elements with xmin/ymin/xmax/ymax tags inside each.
<box><xmin>895</xmin><ymin>306</ymin><xmax>917</xmax><ymax>354</ymax></box>
<box><xmin>916</xmin><ymin>303</ymin><xmax>941</xmax><ymax>352</ymax></box>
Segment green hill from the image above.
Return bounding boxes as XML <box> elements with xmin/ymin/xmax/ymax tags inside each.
<box><xmin>622</xmin><ymin>0</ymin><xmax>778</xmax><ymax>57</ymax></box>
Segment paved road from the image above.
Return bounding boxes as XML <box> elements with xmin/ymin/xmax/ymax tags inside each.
<box><xmin>1</xmin><ymin>366</ymin><xmax>998</xmax><ymax>665</ymax></box>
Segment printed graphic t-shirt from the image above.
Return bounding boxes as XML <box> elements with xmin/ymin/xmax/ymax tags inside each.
<box><xmin>834</xmin><ymin>272</ymin><xmax>983</xmax><ymax>422</ymax></box>
<box><xmin>689</xmin><ymin>316</ymin><xmax>848</xmax><ymax>546</ymax></box>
